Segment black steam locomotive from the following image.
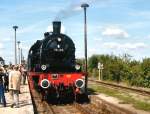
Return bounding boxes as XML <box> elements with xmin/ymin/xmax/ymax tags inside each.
<box><xmin>28</xmin><ymin>21</ymin><xmax>87</xmax><ymax>103</ymax></box>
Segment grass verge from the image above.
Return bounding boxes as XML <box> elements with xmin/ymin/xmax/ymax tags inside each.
<box><xmin>88</xmin><ymin>85</ymin><xmax>150</xmax><ymax>111</ymax></box>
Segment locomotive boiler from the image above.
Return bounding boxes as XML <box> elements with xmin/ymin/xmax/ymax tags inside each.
<box><xmin>28</xmin><ymin>21</ymin><xmax>88</xmax><ymax>103</ymax></box>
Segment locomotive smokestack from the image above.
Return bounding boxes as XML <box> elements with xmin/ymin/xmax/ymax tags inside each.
<box><xmin>53</xmin><ymin>21</ymin><xmax>61</xmax><ymax>34</ymax></box>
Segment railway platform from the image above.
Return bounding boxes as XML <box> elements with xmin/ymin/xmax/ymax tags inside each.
<box><xmin>0</xmin><ymin>83</ymin><xmax>34</xmax><ymax>114</ymax></box>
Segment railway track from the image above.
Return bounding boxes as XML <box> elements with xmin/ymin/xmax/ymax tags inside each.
<box><xmin>29</xmin><ymin>81</ymin><xmax>137</xmax><ymax>114</ymax></box>
<box><xmin>74</xmin><ymin>96</ymin><xmax>136</xmax><ymax>114</ymax></box>
<box><xmin>89</xmin><ymin>79</ymin><xmax>150</xmax><ymax>96</ymax></box>
<box><xmin>29</xmin><ymin>86</ymin><xmax>83</xmax><ymax>114</ymax></box>
<box><xmin>30</xmin><ymin>88</ymin><xmax>55</xmax><ymax>114</ymax></box>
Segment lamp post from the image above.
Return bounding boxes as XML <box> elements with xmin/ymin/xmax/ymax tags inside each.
<box><xmin>101</xmin><ymin>63</ymin><xmax>104</xmax><ymax>80</ymax></box>
<box><xmin>81</xmin><ymin>3</ymin><xmax>89</xmax><ymax>93</ymax></box>
<box><xmin>13</xmin><ymin>26</ymin><xmax>18</xmax><ymax>65</ymax></box>
<box><xmin>17</xmin><ymin>41</ymin><xmax>20</xmax><ymax>64</ymax></box>
<box><xmin>98</xmin><ymin>62</ymin><xmax>101</xmax><ymax>80</ymax></box>
<box><xmin>21</xmin><ymin>48</ymin><xmax>22</xmax><ymax>64</ymax></box>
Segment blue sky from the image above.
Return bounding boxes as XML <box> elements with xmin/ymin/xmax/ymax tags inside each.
<box><xmin>0</xmin><ymin>0</ymin><xmax>150</xmax><ymax>64</ymax></box>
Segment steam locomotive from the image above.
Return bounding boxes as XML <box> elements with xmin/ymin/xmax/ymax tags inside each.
<box><xmin>28</xmin><ymin>21</ymin><xmax>88</xmax><ymax>103</ymax></box>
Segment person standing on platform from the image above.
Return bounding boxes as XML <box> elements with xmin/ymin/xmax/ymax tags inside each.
<box><xmin>20</xmin><ymin>65</ymin><xmax>27</xmax><ymax>85</ymax></box>
<box><xmin>3</xmin><ymin>66</ymin><xmax>9</xmax><ymax>92</ymax></box>
<box><xmin>9</xmin><ymin>65</ymin><xmax>21</xmax><ymax>108</ymax></box>
<box><xmin>0</xmin><ymin>67</ymin><xmax>6</xmax><ymax>107</ymax></box>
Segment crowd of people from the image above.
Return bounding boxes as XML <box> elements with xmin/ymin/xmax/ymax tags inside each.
<box><xmin>0</xmin><ymin>64</ymin><xmax>27</xmax><ymax>108</ymax></box>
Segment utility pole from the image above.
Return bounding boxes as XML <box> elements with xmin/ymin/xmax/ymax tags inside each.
<box><xmin>98</xmin><ymin>62</ymin><xmax>101</xmax><ymax>80</ymax></box>
<box><xmin>17</xmin><ymin>41</ymin><xmax>20</xmax><ymax>64</ymax></box>
<box><xmin>13</xmin><ymin>26</ymin><xmax>18</xmax><ymax>65</ymax></box>
<box><xmin>81</xmin><ymin>3</ymin><xmax>89</xmax><ymax>93</ymax></box>
<box><xmin>21</xmin><ymin>48</ymin><xmax>22</xmax><ymax>64</ymax></box>
<box><xmin>101</xmin><ymin>64</ymin><xmax>104</xmax><ymax>80</ymax></box>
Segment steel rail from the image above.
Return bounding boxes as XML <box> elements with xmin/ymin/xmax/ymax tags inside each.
<box><xmin>29</xmin><ymin>87</ymin><xmax>56</xmax><ymax>114</ymax></box>
<box><xmin>89</xmin><ymin>79</ymin><xmax>150</xmax><ymax>96</ymax></box>
<box><xmin>29</xmin><ymin>78</ymin><xmax>140</xmax><ymax>114</ymax></box>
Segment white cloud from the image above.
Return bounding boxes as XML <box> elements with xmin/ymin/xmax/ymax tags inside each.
<box><xmin>0</xmin><ymin>27</ymin><xmax>13</xmax><ymax>43</ymax></box>
<box><xmin>93</xmin><ymin>37</ymin><xmax>102</xmax><ymax>42</ymax></box>
<box><xmin>146</xmin><ymin>35</ymin><xmax>150</xmax><ymax>39</ymax></box>
<box><xmin>103</xmin><ymin>42</ymin><xmax>147</xmax><ymax>50</ymax></box>
<box><xmin>136</xmin><ymin>43</ymin><xmax>147</xmax><ymax>48</ymax></box>
<box><xmin>103</xmin><ymin>42</ymin><xmax>119</xmax><ymax>49</ymax></box>
<box><xmin>15</xmin><ymin>5</ymin><xmax>60</xmax><ymax>14</ymax></box>
<box><xmin>73</xmin><ymin>6</ymin><xmax>82</xmax><ymax>11</ymax></box>
<box><xmin>102</xmin><ymin>26</ymin><xmax>129</xmax><ymax>38</ymax></box>
<box><xmin>89</xmin><ymin>48</ymin><xmax>98</xmax><ymax>53</ymax></box>
<box><xmin>21</xmin><ymin>45</ymin><xmax>30</xmax><ymax>51</ymax></box>
<box><xmin>129</xmin><ymin>11</ymin><xmax>150</xmax><ymax>19</ymax></box>
<box><xmin>2</xmin><ymin>38</ymin><xmax>12</xmax><ymax>42</ymax></box>
<box><xmin>0</xmin><ymin>43</ymin><xmax>4</xmax><ymax>49</ymax></box>
<box><xmin>0</xmin><ymin>50</ymin><xmax>3</xmax><ymax>55</ymax></box>
<box><xmin>18</xmin><ymin>19</ymin><xmax>49</xmax><ymax>34</ymax></box>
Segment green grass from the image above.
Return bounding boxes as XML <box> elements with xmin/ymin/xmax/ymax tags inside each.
<box><xmin>88</xmin><ymin>85</ymin><xmax>150</xmax><ymax>111</ymax></box>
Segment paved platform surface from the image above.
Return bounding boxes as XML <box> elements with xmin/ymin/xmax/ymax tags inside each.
<box><xmin>0</xmin><ymin>84</ymin><xmax>34</xmax><ymax>114</ymax></box>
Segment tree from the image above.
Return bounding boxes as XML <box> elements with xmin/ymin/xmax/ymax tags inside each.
<box><xmin>87</xmin><ymin>54</ymin><xmax>150</xmax><ymax>88</ymax></box>
<box><xmin>141</xmin><ymin>58</ymin><xmax>150</xmax><ymax>75</ymax></box>
<box><xmin>88</xmin><ymin>55</ymin><xmax>99</xmax><ymax>72</ymax></box>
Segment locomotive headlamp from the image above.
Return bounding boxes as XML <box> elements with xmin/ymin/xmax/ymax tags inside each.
<box><xmin>57</xmin><ymin>44</ymin><xmax>60</xmax><ymax>48</ymax></box>
<box><xmin>40</xmin><ymin>79</ymin><xmax>50</xmax><ymax>89</ymax></box>
<box><xmin>75</xmin><ymin>79</ymin><xmax>85</xmax><ymax>88</ymax></box>
<box><xmin>57</xmin><ymin>37</ymin><xmax>61</xmax><ymax>42</ymax></box>
<box><xmin>41</xmin><ymin>65</ymin><xmax>47</xmax><ymax>71</ymax></box>
<box><xmin>75</xmin><ymin>64</ymin><xmax>81</xmax><ymax>70</ymax></box>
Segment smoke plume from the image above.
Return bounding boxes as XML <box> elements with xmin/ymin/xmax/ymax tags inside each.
<box><xmin>54</xmin><ymin>0</ymin><xmax>106</xmax><ymax>21</ymax></box>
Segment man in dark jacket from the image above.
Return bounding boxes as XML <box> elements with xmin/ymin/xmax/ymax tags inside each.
<box><xmin>0</xmin><ymin>67</ymin><xmax>6</xmax><ymax>107</ymax></box>
<box><xmin>3</xmin><ymin>68</ymin><xmax>9</xmax><ymax>92</ymax></box>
